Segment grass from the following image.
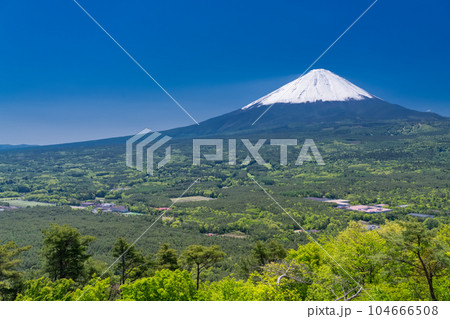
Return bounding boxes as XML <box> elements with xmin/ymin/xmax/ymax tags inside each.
<box><xmin>0</xmin><ymin>198</ymin><xmax>55</xmax><ymax>207</ymax></box>
<box><xmin>171</xmin><ymin>196</ymin><xmax>216</xmax><ymax>203</ymax></box>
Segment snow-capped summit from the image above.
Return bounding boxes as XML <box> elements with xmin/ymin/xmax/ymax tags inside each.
<box><xmin>242</xmin><ymin>69</ymin><xmax>375</xmax><ymax>110</ymax></box>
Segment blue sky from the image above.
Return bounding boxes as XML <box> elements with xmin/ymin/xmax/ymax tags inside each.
<box><xmin>1</xmin><ymin>0</ymin><xmax>449</xmax><ymax>144</ymax></box>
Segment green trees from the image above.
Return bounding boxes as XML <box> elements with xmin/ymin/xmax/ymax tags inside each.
<box><xmin>0</xmin><ymin>241</ymin><xmax>31</xmax><ymax>300</ymax></box>
<box><xmin>121</xmin><ymin>269</ymin><xmax>196</xmax><ymax>301</ymax></box>
<box><xmin>381</xmin><ymin>221</ymin><xmax>450</xmax><ymax>301</ymax></box>
<box><xmin>155</xmin><ymin>243</ymin><xmax>179</xmax><ymax>271</ymax></box>
<box><xmin>2</xmin><ymin>218</ymin><xmax>449</xmax><ymax>301</ymax></box>
<box><xmin>16</xmin><ymin>277</ymin><xmax>111</xmax><ymax>301</ymax></box>
<box><xmin>200</xmin><ymin>277</ymin><xmax>255</xmax><ymax>301</ymax></box>
<box><xmin>16</xmin><ymin>277</ymin><xmax>76</xmax><ymax>301</ymax></box>
<box><xmin>180</xmin><ymin>245</ymin><xmax>226</xmax><ymax>290</ymax></box>
<box><xmin>41</xmin><ymin>224</ymin><xmax>95</xmax><ymax>281</ymax></box>
<box><xmin>252</xmin><ymin>240</ymin><xmax>286</xmax><ymax>266</ymax></box>
<box><xmin>253</xmin><ymin>240</ymin><xmax>287</xmax><ymax>266</ymax></box>
<box><xmin>112</xmin><ymin>237</ymin><xmax>144</xmax><ymax>285</ymax></box>
<box><xmin>72</xmin><ymin>278</ymin><xmax>111</xmax><ymax>301</ymax></box>
<box><xmin>240</xmin><ymin>240</ymin><xmax>287</xmax><ymax>277</ymax></box>
<box><xmin>327</xmin><ymin>221</ymin><xmax>385</xmax><ymax>285</ymax></box>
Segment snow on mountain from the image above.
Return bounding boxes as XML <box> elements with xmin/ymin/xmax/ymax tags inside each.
<box><xmin>242</xmin><ymin>69</ymin><xmax>375</xmax><ymax>110</ymax></box>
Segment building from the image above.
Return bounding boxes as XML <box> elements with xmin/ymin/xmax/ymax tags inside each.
<box><xmin>93</xmin><ymin>203</ymin><xmax>129</xmax><ymax>213</ymax></box>
<box><xmin>111</xmin><ymin>205</ymin><xmax>129</xmax><ymax>213</ymax></box>
<box><xmin>346</xmin><ymin>205</ymin><xmax>392</xmax><ymax>213</ymax></box>
<box><xmin>358</xmin><ymin>221</ymin><xmax>380</xmax><ymax>231</ymax></box>
<box><xmin>305</xmin><ymin>197</ymin><xmax>392</xmax><ymax>213</ymax></box>
<box><xmin>324</xmin><ymin>199</ymin><xmax>350</xmax><ymax>208</ymax></box>
<box><xmin>153</xmin><ymin>207</ymin><xmax>172</xmax><ymax>211</ymax></box>
<box><xmin>80</xmin><ymin>202</ymin><xmax>95</xmax><ymax>207</ymax></box>
<box><xmin>305</xmin><ymin>197</ymin><xmax>351</xmax><ymax>207</ymax></box>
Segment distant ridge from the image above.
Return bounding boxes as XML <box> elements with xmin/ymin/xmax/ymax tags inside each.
<box><xmin>0</xmin><ymin>144</ymin><xmax>36</xmax><ymax>151</ymax></box>
<box><xmin>1</xmin><ymin>69</ymin><xmax>447</xmax><ymax>147</ymax></box>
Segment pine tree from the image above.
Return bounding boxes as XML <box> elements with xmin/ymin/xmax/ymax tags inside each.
<box><xmin>180</xmin><ymin>245</ymin><xmax>226</xmax><ymax>290</ymax></box>
<box><xmin>112</xmin><ymin>237</ymin><xmax>144</xmax><ymax>285</ymax></box>
<box><xmin>41</xmin><ymin>224</ymin><xmax>95</xmax><ymax>281</ymax></box>
<box><xmin>0</xmin><ymin>241</ymin><xmax>31</xmax><ymax>300</ymax></box>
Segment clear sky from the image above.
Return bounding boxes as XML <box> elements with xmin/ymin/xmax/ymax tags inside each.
<box><xmin>1</xmin><ymin>0</ymin><xmax>449</xmax><ymax>145</ymax></box>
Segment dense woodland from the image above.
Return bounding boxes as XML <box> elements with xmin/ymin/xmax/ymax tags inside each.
<box><xmin>1</xmin><ymin>220</ymin><xmax>449</xmax><ymax>301</ymax></box>
<box><xmin>0</xmin><ymin>120</ymin><xmax>449</xmax><ymax>300</ymax></box>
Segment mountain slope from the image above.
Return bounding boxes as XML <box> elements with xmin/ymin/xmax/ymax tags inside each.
<box><xmin>167</xmin><ymin>69</ymin><xmax>444</xmax><ymax>137</ymax></box>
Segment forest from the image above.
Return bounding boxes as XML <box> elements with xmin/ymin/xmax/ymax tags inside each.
<box><xmin>0</xmin><ymin>120</ymin><xmax>449</xmax><ymax>300</ymax></box>
<box><xmin>1</xmin><ymin>220</ymin><xmax>449</xmax><ymax>301</ymax></box>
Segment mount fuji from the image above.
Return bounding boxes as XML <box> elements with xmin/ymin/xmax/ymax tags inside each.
<box><xmin>167</xmin><ymin>69</ymin><xmax>444</xmax><ymax>137</ymax></box>
<box><xmin>242</xmin><ymin>69</ymin><xmax>374</xmax><ymax>109</ymax></box>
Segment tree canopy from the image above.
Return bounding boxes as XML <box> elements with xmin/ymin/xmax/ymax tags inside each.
<box><xmin>41</xmin><ymin>224</ymin><xmax>95</xmax><ymax>281</ymax></box>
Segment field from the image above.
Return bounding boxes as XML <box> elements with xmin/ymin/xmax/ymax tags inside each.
<box><xmin>0</xmin><ymin>198</ymin><xmax>55</xmax><ymax>207</ymax></box>
<box><xmin>171</xmin><ymin>196</ymin><xmax>216</xmax><ymax>203</ymax></box>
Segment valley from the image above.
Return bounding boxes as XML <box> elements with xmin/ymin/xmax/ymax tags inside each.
<box><xmin>0</xmin><ymin>70</ymin><xmax>448</xmax><ymax>301</ymax></box>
